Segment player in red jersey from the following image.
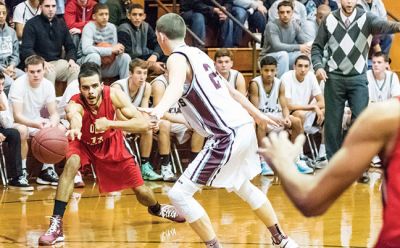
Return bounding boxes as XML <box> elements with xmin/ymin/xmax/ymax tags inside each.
<box><xmin>258</xmin><ymin>98</ymin><xmax>400</xmax><ymax>247</ymax></box>
<box><xmin>38</xmin><ymin>62</ymin><xmax>185</xmax><ymax>246</ymax></box>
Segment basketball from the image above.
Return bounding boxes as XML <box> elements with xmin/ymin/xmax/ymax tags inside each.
<box><xmin>96</xmin><ymin>42</ymin><xmax>116</xmax><ymax>66</ymax></box>
<box><xmin>31</xmin><ymin>127</ymin><xmax>69</xmax><ymax>164</ymax></box>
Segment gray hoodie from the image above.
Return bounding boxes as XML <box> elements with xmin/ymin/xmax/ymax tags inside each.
<box><xmin>0</xmin><ymin>23</ymin><xmax>20</xmax><ymax>67</ymax></box>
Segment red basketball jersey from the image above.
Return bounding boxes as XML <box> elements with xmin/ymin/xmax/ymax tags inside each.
<box><xmin>70</xmin><ymin>86</ymin><xmax>117</xmax><ymax>146</ymax></box>
<box><xmin>375</xmin><ymin>98</ymin><xmax>400</xmax><ymax>247</ymax></box>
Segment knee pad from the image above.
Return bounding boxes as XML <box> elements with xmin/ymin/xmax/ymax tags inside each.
<box><xmin>168</xmin><ymin>176</ymin><xmax>205</xmax><ymax>223</ymax></box>
<box><xmin>234</xmin><ymin>181</ymin><xmax>267</xmax><ymax>210</ymax></box>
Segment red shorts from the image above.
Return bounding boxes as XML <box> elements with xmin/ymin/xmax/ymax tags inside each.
<box><xmin>66</xmin><ymin>134</ymin><xmax>144</xmax><ymax>193</ymax></box>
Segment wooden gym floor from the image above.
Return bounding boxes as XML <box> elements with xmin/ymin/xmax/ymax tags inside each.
<box><xmin>0</xmin><ymin>170</ymin><xmax>383</xmax><ymax>248</ymax></box>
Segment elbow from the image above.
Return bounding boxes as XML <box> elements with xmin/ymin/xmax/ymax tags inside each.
<box><xmin>295</xmin><ymin>197</ymin><xmax>327</xmax><ymax>217</ymax></box>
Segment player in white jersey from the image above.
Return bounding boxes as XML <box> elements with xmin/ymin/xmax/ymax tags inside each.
<box><xmin>214</xmin><ymin>48</ymin><xmax>247</xmax><ymax>95</ymax></box>
<box><xmin>281</xmin><ymin>55</ymin><xmax>325</xmax><ymax>173</ymax></box>
<box><xmin>151</xmin><ymin>74</ymin><xmax>204</xmax><ymax>163</ymax></box>
<box><xmin>151</xmin><ymin>13</ymin><xmax>298</xmax><ymax>248</ymax></box>
<box><xmin>111</xmin><ymin>59</ymin><xmax>167</xmax><ymax>181</ymax></box>
<box><xmin>368</xmin><ymin>52</ymin><xmax>400</xmax><ymax>103</ymax></box>
<box><xmin>249</xmin><ymin>56</ymin><xmax>302</xmax><ymax>176</ymax></box>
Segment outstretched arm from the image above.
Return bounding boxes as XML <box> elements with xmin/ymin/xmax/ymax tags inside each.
<box><xmin>95</xmin><ymin>87</ymin><xmax>154</xmax><ymax>133</ymax></box>
<box><xmin>151</xmin><ymin>53</ymin><xmax>187</xmax><ymax>119</ymax></box>
<box><xmin>226</xmin><ymin>80</ymin><xmax>278</xmax><ymax>128</ymax></box>
<box><xmin>65</xmin><ymin>101</ymin><xmax>84</xmax><ymax>140</ymax></box>
<box><xmin>258</xmin><ymin>99</ymin><xmax>399</xmax><ymax>216</ymax></box>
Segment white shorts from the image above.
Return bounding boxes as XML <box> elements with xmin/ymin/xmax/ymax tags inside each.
<box><xmin>183</xmin><ymin>123</ymin><xmax>260</xmax><ymax>191</ymax></box>
<box><xmin>265</xmin><ymin>112</ymin><xmax>285</xmax><ymax>132</ymax></box>
<box><xmin>28</xmin><ymin>118</ymin><xmax>50</xmax><ymax>136</ymax></box>
<box><xmin>303</xmin><ymin>111</ymin><xmax>317</xmax><ymax>131</ymax></box>
<box><xmin>170</xmin><ymin>123</ymin><xmax>191</xmax><ymax>144</ymax></box>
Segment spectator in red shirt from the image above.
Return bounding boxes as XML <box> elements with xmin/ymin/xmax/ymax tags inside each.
<box><xmin>64</xmin><ymin>0</ymin><xmax>96</xmax><ymax>48</ymax></box>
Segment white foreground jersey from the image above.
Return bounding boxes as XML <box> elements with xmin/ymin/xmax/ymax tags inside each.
<box><xmin>367</xmin><ymin>70</ymin><xmax>400</xmax><ymax>102</ymax></box>
<box><xmin>252</xmin><ymin>76</ymin><xmax>282</xmax><ymax>114</ymax></box>
<box><xmin>150</xmin><ymin>75</ymin><xmax>181</xmax><ymax>114</ymax></box>
<box><xmin>111</xmin><ymin>78</ymin><xmax>146</xmax><ymax>107</ymax></box>
<box><xmin>173</xmin><ymin>45</ymin><xmax>253</xmax><ymax>138</ymax></box>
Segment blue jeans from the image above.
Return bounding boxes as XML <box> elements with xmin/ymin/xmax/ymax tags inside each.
<box><xmin>232</xmin><ymin>6</ymin><xmax>266</xmax><ymax>47</ymax></box>
<box><xmin>181</xmin><ymin>11</ymin><xmax>206</xmax><ymax>45</ymax></box>
<box><xmin>181</xmin><ymin>11</ymin><xmax>233</xmax><ymax>47</ymax></box>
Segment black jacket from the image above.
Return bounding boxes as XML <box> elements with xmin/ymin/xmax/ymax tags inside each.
<box><xmin>20</xmin><ymin>14</ymin><xmax>77</xmax><ymax>62</ymax></box>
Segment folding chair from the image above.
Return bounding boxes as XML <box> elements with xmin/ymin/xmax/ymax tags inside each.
<box><xmin>170</xmin><ymin>136</ymin><xmax>183</xmax><ymax>175</ymax></box>
<box><xmin>0</xmin><ymin>143</ymin><xmax>8</xmax><ymax>187</ymax></box>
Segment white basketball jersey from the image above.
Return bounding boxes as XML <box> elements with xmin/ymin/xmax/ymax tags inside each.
<box><xmin>111</xmin><ymin>78</ymin><xmax>146</xmax><ymax>107</ymax></box>
<box><xmin>150</xmin><ymin>75</ymin><xmax>181</xmax><ymax>114</ymax></box>
<box><xmin>172</xmin><ymin>45</ymin><xmax>253</xmax><ymax>138</ymax></box>
<box><xmin>226</xmin><ymin>69</ymin><xmax>239</xmax><ymax>89</ymax></box>
<box><xmin>367</xmin><ymin>70</ymin><xmax>400</xmax><ymax>102</ymax></box>
<box><xmin>252</xmin><ymin>76</ymin><xmax>282</xmax><ymax>114</ymax></box>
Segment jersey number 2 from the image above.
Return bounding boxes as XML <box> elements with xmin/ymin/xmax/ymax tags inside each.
<box><xmin>203</xmin><ymin>64</ymin><xmax>221</xmax><ymax>89</ymax></box>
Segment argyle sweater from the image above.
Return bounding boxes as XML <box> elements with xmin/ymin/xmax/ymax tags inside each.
<box><xmin>312</xmin><ymin>8</ymin><xmax>400</xmax><ymax>77</ymax></box>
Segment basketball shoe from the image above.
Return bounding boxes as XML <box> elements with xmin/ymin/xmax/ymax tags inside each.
<box><xmin>74</xmin><ymin>171</ymin><xmax>85</xmax><ymax>188</ymax></box>
<box><xmin>38</xmin><ymin>215</ymin><xmax>64</xmax><ymax>245</ymax></box>
<box><xmin>37</xmin><ymin>167</ymin><xmax>59</xmax><ymax>186</ymax></box>
<box><xmin>161</xmin><ymin>163</ymin><xmax>177</xmax><ymax>182</ymax></box>
<box><xmin>8</xmin><ymin>175</ymin><xmax>34</xmax><ymax>191</ymax></box>
<box><xmin>141</xmin><ymin>162</ymin><xmax>162</xmax><ymax>181</ymax></box>
<box><xmin>272</xmin><ymin>236</ymin><xmax>299</xmax><ymax>248</ymax></box>
<box><xmin>261</xmin><ymin>161</ymin><xmax>274</xmax><ymax>176</ymax></box>
<box><xmin>295</xmin><ymin>157</ymin><xmax>314</xmax><ymax>174</ymax></box>
<box><xmin>148</xmin><ymin>204</ymin><xmax>186</xmax><ymax>223</ymax></box>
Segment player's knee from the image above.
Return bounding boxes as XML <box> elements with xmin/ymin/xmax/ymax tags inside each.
<box><xmin>65</xmin><ymin>155</ymin><xmax>81</xmax><ymax>176</ymax></box>
<box><xmin>168</xmin><ymin>180</ymin><xmax>204</xmax><ymax>223</ymax></box>
<box><xmin>16</xmin><ymin>125</ymin><xmax>29</xmax><ymax>140</ymax></box>
<box><xmin>235</xmin><ymin>181</ymin><xmax>267</xmax><ymax>210</ymax></box>
<box><xmin>158</xmin><ymin>120</ymin><xmax>171</xmax><ymax>134</ymax></box>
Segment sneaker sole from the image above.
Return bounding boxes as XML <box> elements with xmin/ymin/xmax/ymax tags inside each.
<box><xmin>8</xmin><ymin>185</ymin><xmax>34</xmax><ymax>191</ymax></box>
<box><xmin>39</xmin><ymin>236</ymin><xmax>65</xmax><ymax>246</ymax></box>
<box><xmin>36</xmin><ymin>178</ymin><xmax>53</xmax><ymax>185</ymax></box>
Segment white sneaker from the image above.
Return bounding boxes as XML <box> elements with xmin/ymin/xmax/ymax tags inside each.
<box><xmin>74</xmin><ymin>171</ymin><xmax>85</xmax><ymax>188</ymax></box>
<box><xmin>161</xmin><ymin>163</ymin><xmax>177</xmax><ymax>182</ymax></box>
<box><xmin>273</xmin><ymin>236</ymin><xmax>299</xmax><ymax>248</ymax></box>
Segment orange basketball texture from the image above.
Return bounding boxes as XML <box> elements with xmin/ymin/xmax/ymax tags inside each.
<box><xmin>31</xmin><ymin>127</ymin><xmax>69</xmax><ymax>164</ymax></box>
<box><xmin>96</xmin><ymin>42</ymin><xmax>116</xmax><ymax>66</ymax></box>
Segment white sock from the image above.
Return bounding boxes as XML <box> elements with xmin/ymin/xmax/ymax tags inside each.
<box><xmin>319</xmin><ymin>144</ymin><xmax>326</xmax><ymax>157</ymax></box>
<box><xmin>42</xmin><ymin>163</ymin><xmax>54</xmax><ymax>171</ymax></box>
<box><xmin>22</xmin><ymin>159</ymin><xmax>27</xmax><ymax>170</ymax></box>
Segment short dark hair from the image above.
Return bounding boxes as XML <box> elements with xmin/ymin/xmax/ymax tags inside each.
<box><xmin>93</xmin><ymin>3</ymin><xmax>109</xmax><ymax>15</ymax></box>
<box><xmin>372</xmin><ymin>52</ymin><xmax>389</xmax><ymax>62</ymax></box>
<box><xmin>78</xmin><ymin>62</ymin><xmax>102</xmax><ymax>85</ymax></box>
<box><xmin>214</xmin><ymin>48</ymin><xmax>233</xmax><ymax>60</ymax></box>
<box><xmin>128</xmin><ymin>3</ymin><xmax>144</xmax><ymax>13</ymax></box>
<box><xmin>39</xmin><ymin>0</ymin><xmax>55</xmax><ymax>5</ymax></box>
<box><xmin>0</xmin><ymin>71</ymin><xmax>5</xmax><ymax>81</ymax></box>
<box><xmin>294</xmin><ymin>55</ymin><xmax>311</xmax><ymax>65</ymax></box>
<box><xmin>278</xmin><ymin>0</ymin><xmax>293</xmax><ymax>11</ymax></box>
<box><xmin>129</xmin><ymin>58</ymin><xmax>148</xmax><ymax>73</ymax></box>
<box><xmin>260</xmin><ymin>56</ymin><xmax>277</xmax><ymax>67</ymax></box>
<box><xmin>25</xmin><ymin>55</ymin><xmax>45</xmax><ymax>68</ymax></box>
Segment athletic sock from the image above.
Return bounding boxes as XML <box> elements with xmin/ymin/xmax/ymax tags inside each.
<box><xmin>53</xmin><ymin>200</ymin><xmax>68</xmax><ymax>217</ymax></box>
<box><xmin>141</xmin><ymin>157</ymin><xmax>150</xmax><ymax>165</ymax></box>
<box><xmin>42</xmin><ymin>163</ymin><xmax>54</xmax><ymax>171</ymax></box>
<box><xmin>160</xmin><ymin>154</ymin><xmax>170</xmax><ymax>166</ymax></box>
<box><xmin>148</xmin><ymin>202</ymin><xmax>161</xmax><ymax>214</ymax></box>
<box><xmin>205</xmin><ymin>238</ymin><xmax>222</xmax><ymax>248</ymax></box>
<box><xmin>268</xmin><ymin>224</ymin><xmax>286</xmax><ymax>244</ymax></box>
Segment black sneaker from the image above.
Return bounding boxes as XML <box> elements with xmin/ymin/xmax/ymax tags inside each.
<box><xmin>358</xmin><ymin>171</ymin><xmax>370</xmax><ymax>184</ymax></box>
<box><xmin>36</xmin><ymin>168</ymin><xmax>59</xmax><ymax>186</ymax></box>
<box><xmin>9</xmin><ymin>176</ymin><xmax>34</xmax><ymax>191</ymax></box>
